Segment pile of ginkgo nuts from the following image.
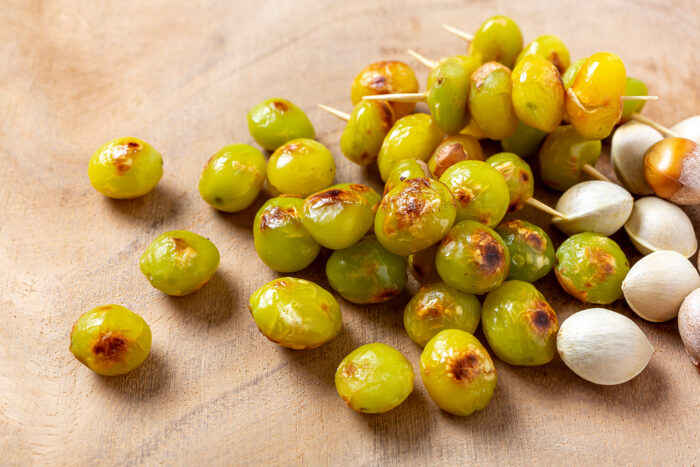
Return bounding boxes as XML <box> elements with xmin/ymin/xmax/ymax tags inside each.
<box><xmin>75</xmin><ymin>15</ymin><xmax>700</xmax><ymax>416</ymax></box>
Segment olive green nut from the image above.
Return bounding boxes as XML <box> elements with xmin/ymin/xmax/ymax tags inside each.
<box><xmin>420</xmin><ymin>329</ymin><xmax>497</xmax><ymax>416</ymax></box>
<box><xmin>486</xmin><ymin>152</ymin><xmax>534</xmax><ymax>213</ymax></box>
<box><xmin>249</xmin><ymin>277</ymin><xmax>342</xmax><ymax>349</ymax></box>
<box><xmin>500</xmin><ymin>121</ymin><xmax>547</xmax><ymax>158</ymax></box>
<box><xmin>253</xmin><ymin>195</ymin><xmax>320</xmax><ymax>272</ymax></box>
<box><xmin>468</xmin><ymin>61</ymin><xmax>519</xmax><ymax>141</ymax></box>
<box><xmin>428</xmin><ymin>135</ymin><xmax>484</xmax><ymax>178</ymax></box>
<box><xmin>266</xmin><ymin>138</ymin><xmax>335</xmax><ymax>197</ymax></box>
<box><xmin>482</xmin><ymin>280</ymin><xmax>559</xmax><ymax>366</ymax></box>
<box><xmin>408</xmin><ymin>243</ymin><xmax>441</xmax><ymax>284</ymax></box>
<box><xmin>436</xmin><ymin>220</ymin><xmax>510</xmax><ymax>294</ymax></box>
<box><xmin>335</xmin><ymin>343</ymin><xmax>414</xmax><ymax>413</ymax></box>
<box><xmin>140</xmin><ymin>230</ymin><xmax>220</xmax><ymax>296</ymax></box>
<box><xmin>555</xmin><ymin>232</ymin><xmax>630</xmax><ymax>304</ymax></box>
<box><xmin>88</xmin><ymin>137</ymin><xmax>163</xmax><ymax>199</ymax></box>
<box><xmin>468</xmin><ymin>15</ymin><xmax>523</xmax><ymax>69</ymax></box>
<box><xmin>426</xmin><ymin>58</ymin><xmax>472</xmax><ymax>134</ymax></box>
<box><xmin>326</xmin><ymin>237</ymin><xmax>407</xmax><ymax>304</ymax></box>
<box><xmin>247</xmin><ymin>98</ymin><xmax>315</xmax><ymax>151</ymax></box>
<box><xmin>383</xmin><ymin>159</ymin><xmax>431</xmax><ymax>197</ymax></box>
<box><xmin>515</xmin><ymin>35</ymin><xmax>571</xmax><ymax>74</ymax></box>
<box><xmin>539</xmin><ymin>125</ymin><xmax>602</xmax><ymax>191</ymax></box>
<box><xmin>340</xmin><ymin>101</ymin><xmax>394</xmax><ymax>166</ymax></box>
<box><xmin>403</xmin><ymin>282</ymin><xmax>481</xmax><ymax>347</ymax></box>
<box><xmin>198</xmin><ymin>144</ymin><xmax>266</xmax><ymax>212</ymax></box>
<box><xmin>70</xmin><ymin>305</ymin><xmax>151</xmax><ymax>376</ymax></box>
<box><xmin>495</xmin><ymin>220</ymin><xmax>555</xmax><ymax>283</ymax></box>
<box><xmin>377</xmin><ymin>113</ymin><xmax>443</xmax><ymax>181</ymax></box>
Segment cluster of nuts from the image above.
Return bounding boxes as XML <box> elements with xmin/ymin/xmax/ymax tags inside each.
<box><xmin>73</xmin><ymin>15</ymin><xmax>700</xmax><ymax>417</ymax></box>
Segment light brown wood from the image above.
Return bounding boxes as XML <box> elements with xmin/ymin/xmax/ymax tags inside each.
<box><xmin>582</xmin><ymin>163</ymin><xmax>613</xmax><ymax>182</ymax></box>
<box><xmin>525</xmin><ymin>197</ymin><xmax>567</xmax><ymax>219</ymax></box>
<box><xmin>363</xmin><ymin>92</ymin><xmax>427</xmax><ymax>102</ymax></box>
<box><xmin>2</xmin><ymin>1</ymin><xmax>699</xmax><ymax>465</ymax></box>
<box><xmin>631</xmin><ymin>113</ymin><xmax>681</xmax><ymax>137</ymax></box>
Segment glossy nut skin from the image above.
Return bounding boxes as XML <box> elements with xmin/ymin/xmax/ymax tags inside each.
<box><xmin>538</xmin><ymin>125</ymin><xmax>602</xmax><ymax>191</ymax></box>
<box><xmin>88</xmin><ymin>137</ymin><xmax>163</xmax><ymax>199</ymax></box>
<box><xmin>621</xmin><ymin>77</ymin><xmax>649</xmax><ymax>122</ymax></box>
<box><xmin>555</xmin><ymin>232</ymin><xmax>630</xmax><ymax>304</ymax></box>
<box><xmin>253</xmin><ymin>196</ymin><xmax>320</xmax><ymax>272</ymax></box>
<box><xmin>469</xmin><ymin>62</ymin><xmax>519</xmax><ymax>140</ymax></box>
<box><xmin>420</xmin><ymin>329</ymin><xmax>497</xmax><ymax>416</ymax></box>
<box><xmin>403</xmin><ymin>282</ymin><xmax>481</xmax><ymax>347</ymax></box>
<box><xmin>427</xmin><ymin>55</ymin><xmax>481</xmax><ymax>89</ymax></box>
<box><xmin>565</xmin><ymin>52</ymin><xmax>626</xmax><ymax>140</ymax></box>
<box><xmin>335</xmin><ymin>343</ymin><xmax>414</xmax><ymax>413</ymax></box>
<box><xmin>468</xmin><ymin>15</ymin><xmax>523</xmax><ymax>69</ymax></box>
<box><xmin>512</xmin><ymin>54</ymin><xmax>565</xmax><ymax>132</ymax></box>
<box><xmin>377</xmin><ymin>113</ymin><xmax>443</xmax><ymax>181</ymax></box>
<box><xmin>436</xmin><ymin>220</ymin><xmax>510</xmax><ymax>294</ymax></box>
<box><xmin>496</xmin><ymin>220</ymin><xmax>555</xmax><ymax>283</ymax></box>
<box><xmin>334</xmin><ymin>183</ymin><xmax>381</xmax><ymax>212</ymax></box>
<box><xmin>644</xmin><ymin>137</ymin><xmax>700</xmax><ymax>205</ymax></box>
<box><xmin>515</xmin><ymin>35</ymin><xmax>570</xmax><ymax>74</ymax></box>
<box><xmin>561</xmin><ymin>58</ymin><xmax>585</xmax><ymax>90</ymax></box>
<box><xmin>351</xmin><ymin>61</ymin><xmax>419</xmax><ymax>119</ymax></box>
<box><xmin>326</xmin><ymin>237</ymin><xmax>407</xmax><ymax>304</ymax></box>
<box><xmin>267</xmin><ymin>138</ymin><xmax>335</xmax><ymax>196</ymax></box>
<box><xmin>384</xmin><ymin>159</ymin><xmax>431</xmax><ymax>196</ymax></box>
<box><xmin>375</xmin><ymin>178</ymin><xmax>456</xmax><ymax>256</ymax></box>
<box><xmin>611</xmin><ymin>120</ymin><xmax>661</xmax><ymax>195</ymax></box>
<box><xmin>428</xmin><ymin>135</ymin><xmax>484</xmax><ymax>178</ymax></box>
<box><xmin>408</xmin><ymin>244</ymin><xmax>441</xmax><ymax>284</ymax></box>
<box><xmin>482</xmin><ymin>281</ymin><xmax>558</xmax><ymax>366</ymax></box>
<box><xmin>140</xmin><ymin>230</ymin><xmax>220</xmax><ymax>296</ymax></box>
<box><xmin>439</xmin><ymin>160</ymin><xmax>510</xmax><ymax>227</ymax></box>
<box><xmin>249</xmin><ymin>277</ymin><xmax>342</xmax><ymax>349</ymax></box>
<box><xmin>427</xmin><ymin>58</ymin><xmax>472</xmax><ymax>134</ymax></box>
<box><xmin>486</xmin><ymin>152</ymin><xmax>534</xmax><ymax>212</ymax></box>
<box><xmin>340</xmin><ymin>101</ymin><xmax>394</xmax><ymax>165</ymax></box>
<box><xmin>246</xmin><ymin>98</ymin><xmax>315</xmax><ymax>151</ymax></box>
<box><xmin>70</xmin><ymin>305</ymin><xmax>151</xmax><ymax>376</ymax></box>
<box><xmin>198</xmin><ymin>144</ymin><xmax>266</xmax><ymax>212</ymax></box>
<box><xmin>301</xmin><ymin>185</ymin><xmax>375</xmax><ymax>250</ymax></box>
<box><xmin>500</xmin><ymin>122</ymin><xmax>547</xmax><ymax>158</ymax></box>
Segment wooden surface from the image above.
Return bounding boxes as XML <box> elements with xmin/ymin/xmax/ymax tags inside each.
<box><xmin>2</xmin><ymin>0</ymin><xmax>699</xmax><ymax>465</ymax></box>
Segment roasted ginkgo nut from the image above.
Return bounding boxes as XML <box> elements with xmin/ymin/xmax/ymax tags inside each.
<box><xmin>495</xmin><ymin>219</ymin><xmax>554</xmax><ymax>283</ymax></box>
<box><xmin>468</xmin><ymin>15</ymin><xmax>523</xmax><ymax>69</ymax></box>
<box><xmin>500</xmin><ymin>121</ymin><xmax>547</xmax><ymax>158</ymax></box>
<box><xmin>482</xmin><ymin>280</ymin><xmax>558</xmax><ymax>366</ymax></box>
<box><xmin>515</xmin><ymin>35</ymin><xmax>570</xmax><ymax>74</ymax></box>
<box><xmin>70</xmin><ymin>305</ymin><xmax>152</xmax><ymax>376</ymax></box>
<box><xmin>88</xmin><ymin>137</ymin><xmax>163</xmax><ymax>199</ymax></box>
<box><xmin>198</xmin><ymin>144</ymin><xmax>266</xmax><ymax>212</ymax></box>
<box><xmin>335</xmin><ymin>343</ymin><xmax>414</xmax><ymax>413</ymax></box>
<box><xmin>427</xmin><ymin>57</ymin><xmax>472</xmax><ymax>134</ymax></box>
<box><xmin>247</xmin><ymin>98</ymin><xmax>315</xmax><ymax>151</ymax></box>
<box><xmin>351</xmin><ymin>61</ymin><xmax>419</xmax><ymax>119</ymax></box>
<box><xmin>253</xmin><ymin>196</ymin><xmax>321</xmax><ymax>272</ymax></box>
<box><xmin>403</xmin><ymin>282</ymin><xmax>481</xmax><ymax>347</ymax></box>
<box><xmin>377</xmin><ymin>113</ymin><xmax>443</xmax><ymax>181</ymax></box>
<box><xmin>643</xmin><ymin>137</ymin><xmax>700</xmax><ymax>205</ymax></box>
<box><xmin>340</xmin><ymin>100</ymin><xmax>394</xmax><ymax>166</ymax></box>
<box><xmin>420</xmin><ymin>329</ymin><xmax>498</xmax><ymax>416</ymax></box>
<box><xmin>140</xmin><ymin>230</ymin><xmax>220</xmax><ymax>296</ymax></box>
<box><xmin>249</xmin><ymin>277</ymin><xmax>342</xmax><ymax>349</ymax></box>
<box><xmin>469</xmin><ymin>61</ymin><xmax>519</xmax><ymax>140</ymax></box>
<box><xmin>486</xmin><ymin>152</ymin><xmax>534</xmax><ymax>213</ymax></box>
<box><xmin>266</xmin><ymin>138</ymin><xmax>336</xmax><ymax>197</ymax></box>
<box><xmin>511</xmin><ymin>54</ymin><xmax>565</xmax><ymax>133</ymax></box>
<box><xmin>538</xmin><ymin>125</ymin><xmax>602</xmax><ymax>191</ymax></box>
<box><xmin>408</xmin><ymin>243</ymin><xmax>441</xmax><ymax>284</ymax></box>
<box><xmin>428</xmin><ymin>135</ymin><xmax>484</xmax><ymax>178</ymax></box>
<box><xmin>384</xmin><ymin>159</ymin><xmax>431</xmax><ymax>197</ymax></box>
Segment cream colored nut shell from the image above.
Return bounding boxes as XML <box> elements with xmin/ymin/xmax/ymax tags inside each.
<box><xmin>622</xmin><ymin>251</ymin><xmax>700</xmax><ymax>322</ymax></box>
<box><xmin>552</xmin><ymin>181</ymin><xmax>633</xmax><ymax>236</ymax></box>
<box><xmin>678</xmin><ymin>288</ymin><xmax>700</xmax><ymax>367</ymax></box>
<box><xmin>623</xmin><ymin>196</ymin><xmax>697</xmax><ymax>258</ymax></box>
<box><xmin>611</xmin><ymin>121</ymin><xmax>661</xmax><ymax>195</ymax></box>
<box><xmin>557</xmin><ymin>308</ymin><xmax>653</xmax><ymax>385</ymax></box>
<box><xmin>671</xmin><ymin>115</ymin><xmax>700</xmax><ymax>144</ymax></box>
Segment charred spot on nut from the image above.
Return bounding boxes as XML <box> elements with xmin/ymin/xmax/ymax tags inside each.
<box><xmin>260</xmin><ymin>206</ymin><xmax>296</xmax><ymax>230</ymax></box>
<box><xmin>454</xmin><ymin>186</ymin><xmax>474</xmax><ymax>204</ymax></box>
<box><xmin>92</xmin><ymin>333</ymin><xmax>128</xmax><ymax>361</ymax></box>
<box><xmin>373</xmin><ymin>288</ymin><xmax>400</xmax><ymax>302</ymax></box>
<box><xmin>272</xmin><ymin>279</ymin><xmax>290</xmax><ymax>289</ymax></box>
<box><xmin>98</xmin><ymin>305</ymin><xmax>113</xmax><ymax>311</ymax></box>
<box><xmin>527</xmin><ymin>301</ymin><xmax>558</xmax><ymax>336</ymax></box>
<box><xmin>588</xmin><ymin>247</ymin><xmax>616</xmax><ymax>279</ymax></box>
<box><xmin>524</xmin><ymin>231</ymin><xmax>545</xmax><ymax>250</ymax></box>
<box><xmin>472</xmin><ymin>61</ymin><xmax>508</xmax><ymax>89</ymax></box>
<box><xmin>370</xmin><ymin>74</ymin><xmax>387</xmax><ymax>90</ymax></box>
<box><xmin>472</xmin><ymin>230</ymin><xmax>506</xmax><ymax>276</ymax></box>
<box><xmin>320</xmin><ymin>302</ymin><xmax>329</xmax><ymax>312</ymax></box>
<box><xmin>305</xmin><ymin>189</ymin><xmax>361</xmax><ymax>209</ymax></box>
<box><xmin>343</xmin><ymin>362</ymin><xmax>358</xmax><ymax>378</ymax></box>
<box><xmin>551</xmin><ymin>52</ymin><xmax>562</xmax><ymax>72</ymax></box>
<box><xmin>520</xmin><ymin>171</ymin><xmax>530</xmax><ymax>183</ymax></box>
<box><xmin>416</xmin><ymin>303</ymin><xmax>443</xmax><ymax>319</ymax></box>
<box><xmin>555</xmin><ymin>269</ymin><xmax>588</xmax><ymax>302</ymax></box>
<box><xmin>377</xmin><ymin>102</ymin><xmax>394</xmax><ymax>130</ymax></box>
<box><xmin>272</xmin><ymin>100</ymin><xmax>289</xmax><ymax>112</ymax></box>
<box><xmin>127</xmin><ymin>141</ymin><xmax>141</xmax><ymax>149</ymax></box>
<box><xmin>436</xmin><ymin>76</ymin><xmax>445</xmax><ymax>86</ymax></box>
<box><xmin>446</xmin><ymin>351</ymin><xmax>482</xmax><ymax>383</ymax></box>
<box><xmin>433</xmin><ymin>143</ymin><xmax>467</xmax><ymax>177</ymax></box>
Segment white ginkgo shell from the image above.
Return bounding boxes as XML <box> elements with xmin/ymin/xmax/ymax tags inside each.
<box><xmin>552</xmin><ymin>181</ymin><xmax>633</xmax><ymax>236</ymax></box>
<box><xmin>671</xmin><ymin>115</ymin><xmax>700</xmax><ymax>144</ymax></box>
<box><xmin>557</xmin><ymin>308</ymin><xmax>653</xmax><ymax>385</ymax></box>
<box><xmin>622</xmin><ymin>251</ymin><xmax>700</xmax><ymax>322</ymax></box>
<box><xmin>678</xmin><ymin>288</ymin><xmax>700</xmax><ymax>367</ymax></box>
<box><xmin>611</xmin><ymin>121</ymin><xmax>662</xmax><ymax>195</ymax></box>
<box><xmin>623</xmin><ymin>196</ymin><xmax>697</xmax><ymax>258</ymax></box>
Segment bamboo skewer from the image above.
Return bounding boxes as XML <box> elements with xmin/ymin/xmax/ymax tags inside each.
<box><xmin>442</xmin><ymin>24</ymin><xmax>474</xmax><ymax>42</ymax></box>
<box><xmin>526</xmin><ymin>198</ymin><xmax>568</xmax><ymax>219</ymax></box>
<box><xmin>317</xmin><ymin>104</ymin><xmax>350</xmax><ymax>121</ymax></box>
<box><xmin>630</xmin><ymin>113</ymin><xmax>680</xmax><ymax>137</ymax></box>
<box><xmin>582</xmin><ymin>164</ymin><xmax>612</xmax><ymax>182</ymax></box>
<box><xmin>406</xmin><ymin>49</ymin><xmax>438</xmax><ymax>69</ymax></box>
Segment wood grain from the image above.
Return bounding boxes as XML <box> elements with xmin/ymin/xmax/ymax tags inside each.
<box><xmin>1</xmin><ymin>0</ymin><xmax>699</xmax><ymax>464</ymax></box>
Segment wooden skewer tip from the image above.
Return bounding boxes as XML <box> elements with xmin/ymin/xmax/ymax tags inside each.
<box><xmin>441</xmin><ymin>24</ymin><xmax>474</xmax><ymax>41</ymax></box>
<box><xmin>525</xmin><ymin>197</ymin><xmax>568</xmax><ymax>219</ymax></box>
<box><xmin>621</xmin><ymin>95</ymin><xmax>659</xmax><ymax>101</ymax></box>
<box><xmin>317</xmin><ymin>104</ymin><xmax>350</xmax><ymax>121</ymax></box>
<box><xmin>628</xmin><ymin>113</ymin><xmax>680</xmax><ymax>138</ymax></box>
<box><xmin>582</xmin><ymin>164</ymin><xmax>612</xmax><ymax>182</ymax></box>
<box><xmin>362</xmin><ymin>92</ymin><xmax>427</xmax><ymax>102</ymax></box>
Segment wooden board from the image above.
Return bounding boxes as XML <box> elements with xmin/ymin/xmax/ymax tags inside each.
<box><xmin>2</xmin><ymin>0</ymin><xmax>699</xmax><ymax>464</ymax></box>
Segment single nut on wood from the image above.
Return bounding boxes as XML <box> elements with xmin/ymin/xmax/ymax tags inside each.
<box><xmin>622</xmin><ymin>251</ymin><xmax>700</xmax><ymax>322</ymax></box>
<box><xmin>623</xmin><ymin>196</ymin><xmax>697</xmax><ymax>258</ymax></box>
<box><xmin>557</xmin><ymin>308</ymin><xmax>653</xmax><ymax>385</ymax></box>
<box><xmin>671</xmin><ymin>115</ymin><xmax>700</xmax><ymax>144</ymax></box>
<box><xmin>678</xmin><ymin>288</ymin><xmax>700</xmax><ymax>368</ymax></box>
<box><xmin>644</xmin><ymin>137</ymin><xmax>700</xmax><ymax>204</ymax></box>
<box><xmin>611</xmin><ymin>120</ymin><xmax>662</xmax><ymax>195</ymax></box>
<box><xmin>552</xmin><ymin>180</ymin><xmax>633</xmax><ymax>236</ymax></box>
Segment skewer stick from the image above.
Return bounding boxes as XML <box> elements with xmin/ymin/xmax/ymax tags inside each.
<box><xmin>317</xmin><ymin>104</ymin><xmax>350</xmax><ymax>121</ymax></box>
<box><xmin>582</xmin><ymin>164</ymin><xmax>611</xmax><ymax>182</ymax></box>
<box><xmin>406</xmin><ymin>49</ymin><xmax>438</xmax><ymax>69</ymax></box>
<box><xmin>621</xmin><ymin>95</ymin><xmax>659</xmax><ymax>101</ymax></box>
<box><xmin>526</xmin><ymin>198</ymin><xmax>568</xmax><ymax>219</ymax></box>
<box><xmin>442</xmin><ymin>24</ymin><xmax>474</xmax><ymax>42</ymax></box>
<box><xmin>362</xmin><ymin>93</ymin><xmax>427</xmax><ymax>103</ymax></box>
<box><xmin>630</xmin><ymin>113</ymin><xmax>680</xmax><ymax>138</ymax></box>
